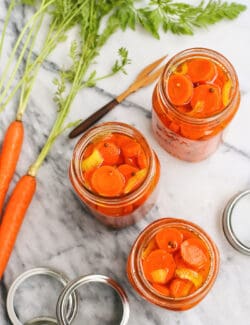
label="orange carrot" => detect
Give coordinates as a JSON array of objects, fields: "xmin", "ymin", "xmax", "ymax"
[
  {"xmin": 187, "ymin": 58, "xmax": 217, "ymax": 83},
  {"xmin": 169, "ymin": 278, "xmax": 193, "ymax": 298},
  {"xmin": 0, "ymin": 175, "xmax": 36, "ymax": 278},
  {"xmin": 91, "ymin": 165, "xmax": 125, "ymax": 197},
  {"xmin": 118, "ymin": 164, "xmax": 139, "ymax": 181},
  {"xmin": 180, "ymin": 238, "xmax": 208, "ymax": 269},
  {"xmin": 142, "ymin": 249, "xmax": 176, "ymax": 284},
  {"xmin": 190, "ymin": 84, "xmax": 221, "ymax": 117},
  {"xmin": 137, "ymin": 150, "xmax": 147, "ymax": 169},
  {"xmin": 0, "ymin": 120, "xmax": 24, "ymax": 214},
  {"xmin": 152, "ymin": 283, "xmax": 170, "ymax": 296},
  {"xmin": 122, "ymin": 141, "xmax": 141, "ymax": 158},
  {"xmin": 167, "ymin": 74, "xmax": 193, "ymax": 106},
  {"xmin": 96, "ymin": 141, "xmax": 120, "ymax": 165},
  {"xmin": 155, "ymin": 228, "xmax": 183, "ymax": 253}
]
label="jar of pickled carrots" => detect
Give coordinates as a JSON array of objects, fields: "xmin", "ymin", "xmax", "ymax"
[
  {"xmin": 69, "ymin": 122, "xmax": 160, "ymax": 228},
  {"xmin": 152, "ymin": 48, "xmax": 240, "ymax": 162},
  {"xmin": 127, "ymin": 218, "xmax": 220, "ymax": 310}
]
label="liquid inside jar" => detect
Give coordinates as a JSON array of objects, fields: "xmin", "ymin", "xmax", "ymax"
[
  {"xmin": 141, "ymin": 226, "xmax": 211, "ymax": 298},
  {"xmin": 81, "ymin": 132, "xmax": 149, "ymax": 197},
  {"xmin": 167, "ymin": 57, "xmax": 233, "ymax": 119},
  {"xmin": 152, "ymin": 48, "xmax": 240, "ymax": 162}
]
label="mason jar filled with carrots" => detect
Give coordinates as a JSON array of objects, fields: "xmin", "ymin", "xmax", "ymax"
[
  {"xmin": 69, "ymin": 122, "xmax": 160, "ymax": 228},
  {"xmin": 127, "ymin": 218, "xmax": 220, "ymax": 310},
  {"xmin": 152, "ymin": 48, "xmax": 240, "ymax": 162}
]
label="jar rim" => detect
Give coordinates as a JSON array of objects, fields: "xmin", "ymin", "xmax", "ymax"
[
  {"xmin": 70, "ymin": 122, "xmax": 156, "ymax": 206},
  {"xmin": 160, "ymin": 47, "xmax": 239, "ymax": 125},
  {"xmin": 128, "ymin": 218, "xmax": 220, "ymax": 308}
]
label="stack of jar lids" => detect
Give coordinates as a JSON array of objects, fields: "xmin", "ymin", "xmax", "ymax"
[{"xmin": 6, "ymin": 267, "xmax": 130, "ymax": 325}]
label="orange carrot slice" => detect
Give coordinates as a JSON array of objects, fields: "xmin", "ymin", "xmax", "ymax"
[
  {"xmin": 187, "ymin": 58, "xmax": 217, "ymax": 83},
  {"xmin": 83, "ymin": 143, "xmax": 94, "ymax": 159},
  {"xmin": 169, "ymin": 278, "xmax": 193, "ymax": 298},
  {"xmin": 122, "ymin": 141, "xmax": 141, "ymax": 158},
  {"xmin": 190, "ymin": 84, "xmax": 221, "ymax": 117},
  {"xmin": 155, "ymin": 228, "xmax": 183, "ymax": 253},
  {"xmin": 142, "ymin": 238, "xmax": 158, "ymax": 260},
  {"xmin": 118, "ymin": 164, "xmax": 139, "ymax": 181},
  {"xmin": 91, "ymin": 166, "xmax": 125, "ymax": 197},
  {"xmin": 124, "ymin": 156, "xmax": 138, "ymax": 167},
  {"xmin": 143, "ymin": 249, "xmax": 176, "ymax": 284},
  {"xmin": 214, "ymin": 65, "xmax": 228, "ymax": 89},
  {"xmin": 180, "ymin": 238, "xmax": 208, "ymax": 269},
  {"xmin": 96, "ymin": 141, "xmax": 120, "ymax": 165},
  {"xmin": 168, "ymin": 74, "xmax": 193, "ymax": 106},
  {"xmin": 137, "ymin": 150, "xmax": 147, "ymax": 169},
  {"xmin": 152, "ymin": 283, "xmax": 170, "ymax": 296}
]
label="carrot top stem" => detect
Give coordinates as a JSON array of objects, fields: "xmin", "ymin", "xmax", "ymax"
[{"xmin": 0, "ymin": 0, "xmax": 16, "ymax": 60}]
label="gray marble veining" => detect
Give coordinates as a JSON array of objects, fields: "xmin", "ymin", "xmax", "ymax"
[{"xmin": 0, "ymin": 1, "xmax": 250, "ymax": 324}]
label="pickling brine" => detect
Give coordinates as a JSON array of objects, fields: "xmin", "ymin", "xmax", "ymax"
[
  {"xmin": 69, "ymin": 122, "xmax": 160, "ymax": 228},
  {"xmin": 152, "ymin": 48, "xmax": 240, "ymax": 162}
]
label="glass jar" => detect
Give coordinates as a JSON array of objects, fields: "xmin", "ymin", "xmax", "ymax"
[
  {"xmin": 127, "ymin": 218, "xmax": 220, "ymax": 310},
  {"xmin": 152, "ymin": 48, "xmax": 240, "ymax": 162},
  {"xmin": 69, "ymin": 122, "xmax": 160, "ymax": 228}
]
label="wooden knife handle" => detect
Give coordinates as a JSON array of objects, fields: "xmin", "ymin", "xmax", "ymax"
[{"xmin": 68, "ymin": 98, "xmax": 119, "ymax": 138}]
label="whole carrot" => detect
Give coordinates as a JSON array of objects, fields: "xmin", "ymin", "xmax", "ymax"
[
  {"xmin": 0, "ymin": 120, "xmax": 24, "ymax": 214},
  {"xmin": 0, "ymin": 175, "xmax": 36, "ymax": 278}
]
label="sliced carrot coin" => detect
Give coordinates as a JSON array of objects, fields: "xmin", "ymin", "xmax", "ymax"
[
  {"xmin": 180, "ymin": 237, "xmax": 208, "ymax": 269},
  {"xmin": 122, "ymin": 141, "xmax": 141, "ymax": 158},
  {"xmin": 152, "ymin": 283, "xmax": 170, "ymax": 296},
  {"xmin": 137, "ymin": 150, "xmax": 148, "ymax": 169},
  {"xmin": 83, "ymin": 143, "xmax": 94, "ymax": 159},
  {"xmin": 190, "ymin": 84, "xmax": 221, "ymax": 117},
  {"xmin": 155, "ymin": 228, "xmax": 183, "ymax": 253},
  {"xmin": 142, "ymin": 249, "xmax": 176, "ymax": 284},
  {"xmin": 96, "ymin": 141, "xmax": 120, "ymax": 165},
  {"xmin": 142, "ymin": 238, "xmax": 158, "ymax": 260},
  {"xmin": 113, "ymin": 133, "xmax": 132, "ymax": 148},
  {"xmin": 169, "ymin": 278, "xmax": 193, "ymax": 298},
  {"xmin": 168, "ymin": 74, "xmax": 193, "ymax": 106},
  {"xmin": 213, "ymin": 64, "xmax": 228, "ymax": 89},
  {"xmin": 124, "ymin": 156, "xmax": 138, "ymax": 167},
  {"xmin": 187, "ymin": 58, "xmax": 217, "ymax": 83},
  {"xmin": 91, "ymin": 166, "xmax": 125, "ymax": 197},
  {"xmin": 118, "ymin": 164, "xmax": 139, "ymax": 181}
]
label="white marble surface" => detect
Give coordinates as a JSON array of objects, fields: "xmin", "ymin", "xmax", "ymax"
[{"xmin": 0, "ymin": 1, "xmax": 250, "ymax": 324}]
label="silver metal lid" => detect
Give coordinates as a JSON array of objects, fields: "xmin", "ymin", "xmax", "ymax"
[
  {"xmin": 56, "ymin": 274, "xmax": 130, "ymax": 325},
  {"xmin": 7, "ymin": 267, "xmax": 78, "ymax": 325},
  {"xmin": 222, "ymin": 190, "xmax": 250, "ymax": 255}
]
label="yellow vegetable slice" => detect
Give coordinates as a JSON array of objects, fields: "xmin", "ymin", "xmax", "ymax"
[
  {"xmin": 82, "ymin": 149, "xmax": 103, "ymax": 172},
  {"xmin": 151, "ymin": 269, "xmax": 169, "ymax": 284},
  {"xmin": 124, "ymin": 168, "xmax": 147, "ymax": 194},
  {"xmin": 175, "ymin": 268, "xmax": 203, "ymax": 288},
  {"xmin": 222, "ymin": 79, "xmax": 232, "ymax": 107}
]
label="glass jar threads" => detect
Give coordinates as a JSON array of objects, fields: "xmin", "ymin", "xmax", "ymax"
[
  {"xmin": 152, "ymin": 48, "xmax": 240, "ymax": 162},
  {"xmin": 69, "ymin": 122, "xmax": 160, "ymax": 228}
]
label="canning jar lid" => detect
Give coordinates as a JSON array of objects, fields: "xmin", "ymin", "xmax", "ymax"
[
  {"xmin": 56, "ymin": 274, "xmax": 130, "ymax": 325},
  {"xmin": 222, "ymin": 190, "xmax": 250, "ymax": 255},
  {"xmin": 6, "ymin": 267, "xmax": 78, "ymax": 325}
]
